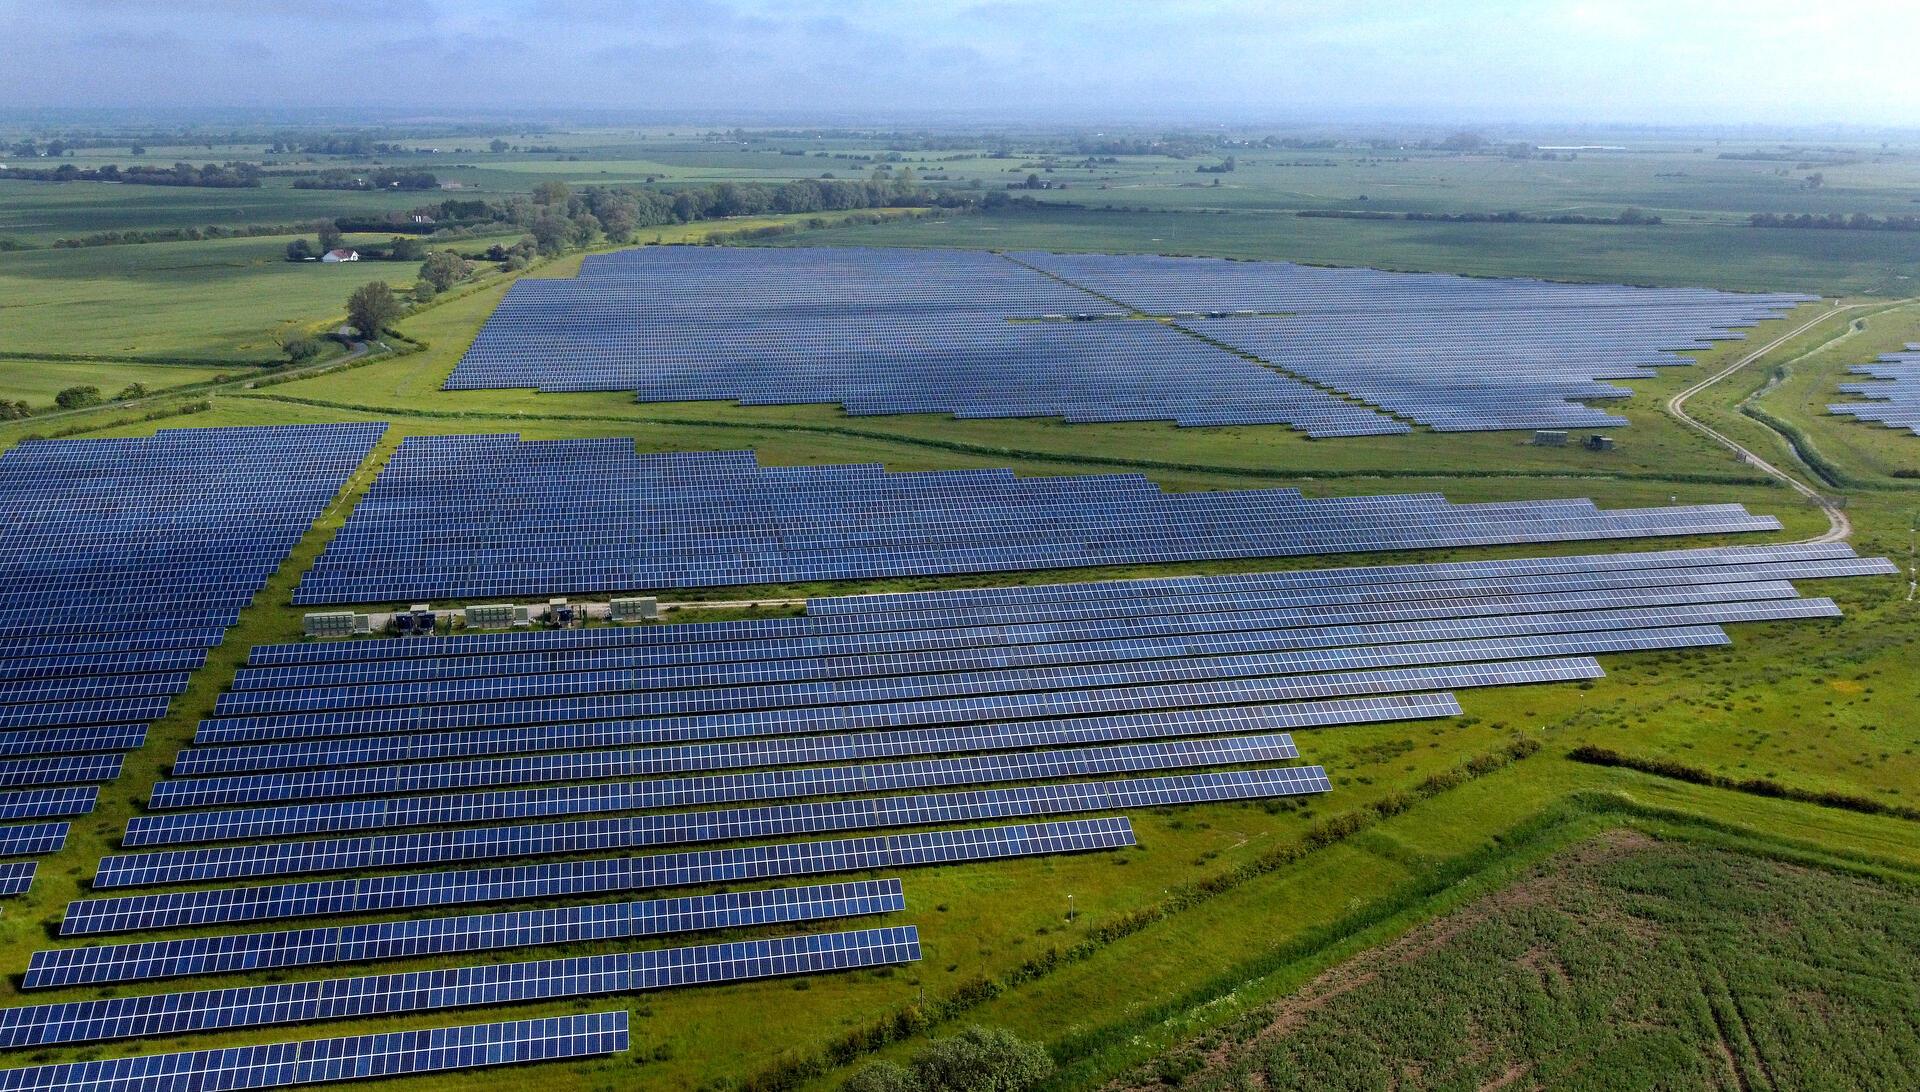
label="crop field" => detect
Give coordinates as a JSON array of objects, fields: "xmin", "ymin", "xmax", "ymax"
[
  {"xmin": 0, "ymin": 123, "xmax": 1915, "ymax": 1091},
  {"xmin": 1116, "ymin": 830, "xmax": 1920, "ymax": 1090}
]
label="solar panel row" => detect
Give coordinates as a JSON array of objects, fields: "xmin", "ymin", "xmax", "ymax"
[
  {"xmin": 0, "ymin": 927, "xmax": 920, "ymax": 1048},
  {"xmin": 1829, "ymin": 344, "xmax": 1920, "ymax": 436},
  {"xmin": 101, "ymin": 769, "xmax": 1327, "ymax": 886},
  {"xmin": 27, "ymin": 879, "xmax": 905, "ymax": 988},
  {"xmin": 0, "ymin": 1012, "xmax": 629, "ymax": 1092},
  {"xmin": 128, "ymin": 734, "xmax": 1305, "ymax": 845},
  {"xmin": 65, "ymin": 817, "xmax": 1133, "ymax": 934}
]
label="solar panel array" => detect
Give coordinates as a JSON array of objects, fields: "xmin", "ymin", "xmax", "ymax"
[
  {"xmin": 293, "ymin": 436, "xmax": 1785, "ymax": 601},
  {"xmin": 449, "ymin": 246, "xmax": 1402, "ymax": 436},
  {"xmin": 443, "ymin": 245, "xmax": 1809, "ymax": 434},
  {"xmin": 0, "ymin": 423, "xmax": 383, "ymax": 895},
  {"xmin": 1829, "ymin": 343, "xmax": 1920, "ymax": 436},
  {"xmin": 1010, "ymin": 251, "xmax": 1813, "ymax": 432},
  {"xmin": 5, "ymin": 536, "xmax": 1884, "ymax": 1073},
  {"xmin": 0, "ymin": 1012, "xmax": 630, "ymax": 1092}
]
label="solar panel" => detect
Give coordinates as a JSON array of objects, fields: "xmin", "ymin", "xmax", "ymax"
[
  {"xmin": 0, "ymin": 926, "xmax": 920, "ymax": 1047},
  {"xmin": 98, "ymin": 769, "xmax": 1323, "ymax": 886},
  {"xmin": 0, "ymin": 1011, "xmax": 629, "ymax": 1091},
  {"xmin": 192, "ymin": 656, "xmax": 1609, "ymax": 746},
  {"xmin": 170, "ymin": 695, "xmax": 1455, "ymax": 778},
  {"xmin": 0, "ymin": 423, "xmax": 384, "ymax": 848},
  {"xmin": 0, "ymin": 862, "xmax": 35, "ymax": 898},
  {"xmin": 64, "ymin": 817, "xmax": 1131, "ymax": 935},
  {"xmin": 0, "ymin": 823, "xmax": 67, "ymax": 858},
  {"xmin": 291, "ymin": 435, "xmax": 1787, "ymax": 603},
  {"xmin": 130, "ymin": 734, "xmax": 1303, "ymax": 842},
  {"xmin": 437, "ymin": 246, "xmax": 1807, "ymax": 436},
  {"xmin": 25, "ymin": 878, "xmax": 905, "ymax": 988}
]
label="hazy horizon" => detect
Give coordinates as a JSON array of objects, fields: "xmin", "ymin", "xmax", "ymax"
[{"xmin": 3, "ymin": 0, "xmax": 1915, "ymax": 130}]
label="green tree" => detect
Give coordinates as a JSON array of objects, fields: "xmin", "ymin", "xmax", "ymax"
[
  {"xmin": 418, "ymin": 250, "xmax": 471, "ymax": 293},
  {"xmin": 532, "ymin": 179, "xmax": 571, "ymax": 206},
  {"xmin": 345, "ymin": 281, "xmax": 401, "ymax": 337},
  {"xmin": 286, "ymin": 238, "xmax": 314, "ymax": 261},
  {"xmin": 315, "ymin": 219, "xmax": 344, "ymax": 253},
  {"xmin": 113, "ymin": 383, "xmax": 151, "ymax": 400},
  {"xmin": 54, "ymin": 385, "xmax": 103, "ymax": 410},
  {"xmin": 0, "ymin": 401, "xmax": 33, "ymax": 420},
  {"xmin": 489, "ymin": 138, "xmax": 509, "ymax": 153},
  {"xmin": 530, "ymin": 214, "xmax": 571, "ymax": 256},
  {"xmin": 387, "ymin": 235, "xmax": 425, "ymax": 262}
]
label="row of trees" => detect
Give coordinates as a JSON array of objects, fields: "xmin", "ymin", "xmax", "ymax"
[
  {"xmin": 0, "ymin": 162, "xmax": 260, "ymax": 187},
  {"xmin": 1749, "ymin": 211, "xmax": 1920, "ymax": 232},
  {"xmin": 291, "ymin": 168, "xmax": 439, "ymax": 191},
  {"xmin": 0, "ymin": 383, "xmax": 161, "ymax": 417}
]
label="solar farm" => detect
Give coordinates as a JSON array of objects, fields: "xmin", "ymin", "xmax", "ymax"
[
  {"xmin": 0, "ymin": 390, "xmax": 1895, "ymax": 1086},
  {"xmin": 0, "ymin": 230, "xmax": 1913, "ymax": 1089},
  {"xmin": 1830, "ymin": 342, "xmax": 1920, "ymax": 436},
  {"xmin": 447, "ymin": 246, "xmax": 1809, "ymax": 434}
]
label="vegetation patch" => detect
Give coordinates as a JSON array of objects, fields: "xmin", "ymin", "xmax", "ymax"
[{"xmin": 1117, "ymin": 831, "xmax": 1920, "ymax": 1090}]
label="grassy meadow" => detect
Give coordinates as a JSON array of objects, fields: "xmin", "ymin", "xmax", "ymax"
[{"xmin": 0, "ymin": 123, "xmax": 1915, "ymax": 1090}]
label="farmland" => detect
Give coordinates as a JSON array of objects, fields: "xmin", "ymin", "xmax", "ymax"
[{"xmin": 0, "ymin": 121, "xmax": 1916, "ymax": 1091}]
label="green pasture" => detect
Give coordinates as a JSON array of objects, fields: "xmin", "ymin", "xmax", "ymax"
[
  {"xmin": 0, "ymin": 233, "xmax": 432, "ymax": 361},
  {"xmin": 0, "ymin": 358, "xmax": 244, "ymax": 409}
]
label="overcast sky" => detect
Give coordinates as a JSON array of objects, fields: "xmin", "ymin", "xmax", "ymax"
[{"xmin": 3, "ymin": 0, "xmax": 1916, "ymax": 128}]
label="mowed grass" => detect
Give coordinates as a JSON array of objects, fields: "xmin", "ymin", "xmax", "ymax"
[
  {"xmin": 0, "ymin": 233, "xmax": 428, "ymax": 361},
  {"xmin": 0, "ymin": 358, "xmax": 246, "ymax": 409},
  {"xmin": 1121, "ymin": 831, "xmax": 1920, "ymax": 1091}
]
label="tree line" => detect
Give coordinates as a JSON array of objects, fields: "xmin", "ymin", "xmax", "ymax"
[
  {"xmin": 291, "ymin": 168, "xmax": 440, "ymax": 191},
  {"xmin": 0, "ymin": 162, "xmax": 261, "ymax": 187},
  {"xmin": 1748, "ymin": 212, "xmax": 1920, "ymax": 232},
  {"xmin": 1298, "ymin": 207, "xmax": 1661, "ymax": 225}
]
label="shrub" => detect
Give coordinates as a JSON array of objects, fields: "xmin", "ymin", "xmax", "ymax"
[
  {"xmin": 843, "ymin": 1027, "xmax": 1053, "ymax": 1092},
  {"xmin": 54, "ymin": 385, "xmax": 102, "ymax": 409}
]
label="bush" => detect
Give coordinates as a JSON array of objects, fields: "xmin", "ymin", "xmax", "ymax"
[
  {"xmin": 113, "ymin": 383, "xmax": 151, "ymax": 400},
  {"xmin": 843, "ymin": 1027, "xmax": 1053, "ymax": 1092},
  {"xmin": 54, "ymin": 385, "xmax": 102, "ymax": 410},
  {"xmin": 0, "ymin": 400, "xmax": 31, "ymax": 420},
  {"xmin": 282, "ymin": 336, "xmax": 323, "ymax": 363}
]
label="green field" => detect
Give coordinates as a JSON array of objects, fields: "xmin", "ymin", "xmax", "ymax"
[
  {"xmin": 1118, "ymin": 831, "xmax": 1920, "ymax": 1090},
  {"xmin": 0, "ymin": 357, "xmax": 244, "ymax": 408},
  {"xmin": 0, "ymin": 233, "xmax": 430, "ymax": 361},
  {"xmin": 0, "ymin": 122, "xmax": 1917, "ymax": 1091}
]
